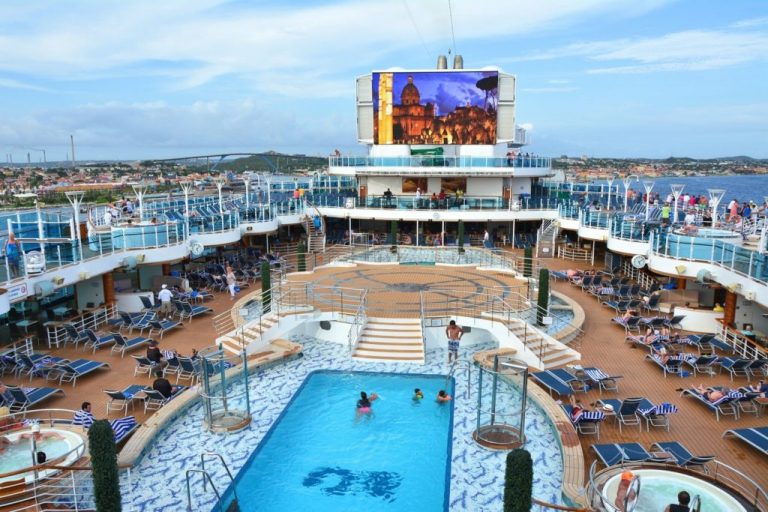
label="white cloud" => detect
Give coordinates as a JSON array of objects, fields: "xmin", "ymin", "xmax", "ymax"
[
  {"xmin": 511, "ymin": 27, "xmax": 768, "ymax": 74},
  {"xmin": 0, "ymin": 99, "xmax": 353, "ymax": 158},
  {"xmin": 520, "ymin": 86, "xmax": 576, "ymax": 93},
  {"xmin": 0, "ymin": 77, "xmax": 50, "ymax": 91},
  {"xmin": 730, "ymin": 17, "xmax": 768, "ymax": 28},
  {"xmin": 0, "ymin": 0, "xmax": 672, "ymax": 95}
]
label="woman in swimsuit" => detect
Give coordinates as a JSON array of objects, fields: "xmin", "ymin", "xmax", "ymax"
[{"xmin": 356, "ymin": 391, "xmax": 378, "ymax": 414}]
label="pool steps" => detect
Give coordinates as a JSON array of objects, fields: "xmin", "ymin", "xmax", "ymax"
[{"xmin": 352, "ymin": 318, "xmax": 425, "ymax": 363}]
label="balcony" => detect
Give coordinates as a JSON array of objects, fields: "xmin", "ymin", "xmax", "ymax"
[{"xmin": 328, "ymin": 155, "xmax": 551, "ymax": 176}]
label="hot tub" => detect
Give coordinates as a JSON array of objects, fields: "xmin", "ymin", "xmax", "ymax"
[
  {"xmin": 0, "ymin": 428, "xmax": 87, "ymax": 484},
  {"xmin": 602, "ymin": 469, "xmax": 747, "ymax": 512},
  {"xmin": 672, "ymin": 227, "xmax": 742, "ymax": 242}
]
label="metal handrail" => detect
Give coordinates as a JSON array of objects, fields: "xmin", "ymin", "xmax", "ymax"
[
  {"xmin": 346, "ymin": 290, "xmax": 368, "ymax": 354},
  {"xmin": 200, "ymin": 452, "xmax": 237, "ymax": 501},
  {"xmin": 186, "ymin": 469, "xmax": 223, "ymax": 512}
]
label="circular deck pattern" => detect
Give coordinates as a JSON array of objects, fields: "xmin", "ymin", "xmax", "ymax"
[{"xmin": 288, "ymin": 264, "xmax": 529, "ymax": 317}]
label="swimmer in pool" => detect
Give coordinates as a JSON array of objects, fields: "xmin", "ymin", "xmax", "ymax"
[
  {"xmin": 437, "ymin": 390, "xmax": 452, "ymax": 403},
  {"xmin": 356, "ymin": 391, "xmax": 378, "ymax": 414},
  {"xmin": 413, "ymin": 388, "xmax": 424, "ymax": 400}
]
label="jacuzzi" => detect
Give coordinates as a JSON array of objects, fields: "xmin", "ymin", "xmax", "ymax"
[
  {"xmin": 0, "ymin": 428, "xmax": 87, "ymax": 484},
  {"xmin": 672, "ymin": 227, "xmax": 742, "ymax": 242},
  {"xmin": 601, "ymin": 469, "xmax": 747, "ymax": 512}
]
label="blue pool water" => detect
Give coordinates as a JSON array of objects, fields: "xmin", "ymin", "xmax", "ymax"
[{"xmin": 218, "ymin": 371, "xmax": 454, "ymax": 512}]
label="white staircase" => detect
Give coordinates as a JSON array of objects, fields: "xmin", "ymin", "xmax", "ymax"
[
  {"xmin": 507, "ymin": 318, "xmax": 580, "ymax": 369},
  {"xmin": 352, "ymin": 317, "xmax": 425, "ymax": 363},
  {"xmin": 218, "ymin": 313, "xmax": 278, "ymax": 355},
  {"xmin": 303, "ymin": 213, "xmax": 326, "ymax": 254}
]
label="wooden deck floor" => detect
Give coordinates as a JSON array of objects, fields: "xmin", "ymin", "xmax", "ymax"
[
  {"xmin": 542, "ymin": 256, "xmax": 768, "ymax": 493},
  {"xmin": 4, "ymin": 253, "xmax": 766, "ymax": 497}
]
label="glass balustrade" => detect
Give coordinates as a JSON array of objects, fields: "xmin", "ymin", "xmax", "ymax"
[{"xmin": 329, "ymin": 155, "xmax": 551, "ymax": 169}]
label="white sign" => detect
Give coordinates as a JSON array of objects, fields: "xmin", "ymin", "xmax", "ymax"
[{"xmin": 7, "ymin": 282, "xmax": 29, "ymax": 302}]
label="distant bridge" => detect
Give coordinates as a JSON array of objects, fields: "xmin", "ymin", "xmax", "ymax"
[{"xmin": 148, "ymin": 152, "xmax": 318, "ymax": 172}]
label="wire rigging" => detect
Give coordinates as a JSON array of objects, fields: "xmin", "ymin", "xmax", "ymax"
[
  {"xmin": 402, "ymin": 0, "xmax": 433, "ymax": 61},
  {"xmin": 447, "ymin": 0, "xmax": 458, "ymax": 55}
]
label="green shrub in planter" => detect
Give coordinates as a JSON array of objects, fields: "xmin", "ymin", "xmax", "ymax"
[
  {"xmin": 523, "ymin": 246, "xmax": 533, "ymax": 277},
  {"xmin": 89, "ymin": 420, "xmax": 122, "ymax": 512},
  {"xmin": 537, "ymin": 268, "xmax": 550, "ymax": 325},
  {"xmin": 504, "ymin": 448, "xmax": 533, "ymax": 512},
  {"xmin": 297, "ymin": 242, "xmax": 306, "ymax": 272},
  {"xmin": 457, "ymin": 221, "xmax": 465, "ymax": 254},
  {"xmin": 261, "ymin": 261, "xmax": 271, "ymax": 312}
]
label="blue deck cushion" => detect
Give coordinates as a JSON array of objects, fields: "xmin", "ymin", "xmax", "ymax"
[
  {"xmin": 723, "ymin": 427, "xmax": 768, "ymax": 455},
  {"xmin": 530, "ymin": 370, "xmax": 575, "ymax": 396},
  {"xmin": 681, "ymin": 388, "xmax": 740, "ymax": 421},
  {"xmin": 7, "ymin": 386, "xmax": 64, "ymax": 412},
  {"xmin": 650, "ymin": 441, "xmax": 716, "ymax": 468}
]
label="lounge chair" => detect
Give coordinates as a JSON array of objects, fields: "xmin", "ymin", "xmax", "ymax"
[
  {"xmin": 722, "ymin": 427, "xmax": 768, "ymax": 455},
  {"xmin": 649, "ymin": 441, "xmax": 716, "ymax": 471},
  {"xmin": 83, "ymin": 329, "xmax": 116, "ymax": 353},
  {"xmin": 582, "ymin": 367, "xmax": 621, "ymax": 394},
  {"xmin": 719, "ymin": 358, "xmax": 752, "ymax": 381},
  {"xmin": 49, "ymin": 358, "xmax": 111, "ymax": 387},
  {"xmin": 746, "ymin": 359, "xmax": 768, "ymax": 379},
  {"xmin": 596, "ymin": 397, "xmax": 643, "ymax": 433},
  {"xmin": 175, "ymin": 357, "xmax": 200, "ymax": 384},
  {"xmin": 143, "ymin": 386, "xmax": 186, "ymax": 413},
  {"xmin": 562, "ymin": 405, "xmax": 604, "ymax": 439},
  {"xmin": 637, "ymin": 398, "xmax": 678, "ymax": 431},
  {"xmin": 591, "ymin": 442, "xmax": 669, "ymax": 467},
  {"xmin": 148, "ymin": 319, "xmax": 181, "ymax": 339},
  {"xmin": 110, "ymin": 333, "xmax": 152, "ymax": 358},
  {"xmin": 139, "ymin": 295, "xmax": 160, "ymax": 312},
  {"xmin": 118, "ymin": 311, "xmax": 154, "ymax": 335},
  {"xmin": 687, "ymin": 334, "xmax": 733, "ymax": 354},
  {"xmin": 62, "ymin": 324, "xmax": 89, "ymax": 349},
  {"xmin": 131, "ymin": 355, "xmax": 155, "ymax": 378},
  {"xmin": 644, "ymin": 353, "xmax": 684, "ymax": 378},
  {"xmin": 6, "ymin": 386, "xmax": 65, "ymax": 412},
  {"xmin": 664, "ymin": 315, "xmax": 686, "ymax": 329},
  {"xmin": 530, "ymin": 370, "xmax": 576, "ymax": 396},
  {"xmin": 180, "ymin": 302, "xmax": 213, "ymax": 321},
  {"xmin": 612, "ymin": 315, "xmax": 642, "ymax": 334},
  {"xmin": 105, "ymin": 384, "xmax": 148, "ymax": 415},
  {"xmin": 682, "ymin": 354, "xmax": 719, "ymax": 377},
  {"xmin": 680, "ymin": 387, "xmax": 741, "ymax": 421},
  {"xmin": 13, "ymin": 354, "xmax": 67, "ymax": 380}
]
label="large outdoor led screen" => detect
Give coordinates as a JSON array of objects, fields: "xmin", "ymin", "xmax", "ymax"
[{"xmin": 373, "ymin": 71, "xmax": 498, "ymax": 145}]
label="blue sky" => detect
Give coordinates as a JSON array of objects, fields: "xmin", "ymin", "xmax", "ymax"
[{"xmin": 0, "ymin": 0, "xmax": 766, "ymax": 161}]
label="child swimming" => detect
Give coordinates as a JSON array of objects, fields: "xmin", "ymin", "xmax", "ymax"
[{"xmin": 413, "ymin": 388, "xmax": 424, "ymax": 400}]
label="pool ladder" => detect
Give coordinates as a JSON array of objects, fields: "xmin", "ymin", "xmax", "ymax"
[{"xmin": 185, "ymin": 452, "xmax": 239, "ymax": 512}]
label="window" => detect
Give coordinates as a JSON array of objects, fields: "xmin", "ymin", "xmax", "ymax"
[
  {"xmin": 440, "ymin": 177, "xmax": 467, "ymax": 193},
  {"xmin": 402, "ymin": 177, "xmax": 428, "ymax": 193}
]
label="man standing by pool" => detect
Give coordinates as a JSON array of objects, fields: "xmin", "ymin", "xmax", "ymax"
[{"xmin": 446, "ymin": 320, "xmax": 463, "ymax": 363}]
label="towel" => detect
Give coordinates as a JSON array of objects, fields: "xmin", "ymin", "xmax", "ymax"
[
  {"xmin": 640, "ymin": 403, "xmax": 678, "ymax": 416},
  {"xmin": 110, "ymin": 416, "xmax": 137, "ymax": 442},
  {"xmin": 72, "ymin": 410, "xmax": 95, "ymax": 428}
]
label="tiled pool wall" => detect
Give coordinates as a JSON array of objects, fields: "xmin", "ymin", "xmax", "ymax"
[{"xmin": 128, "ymin": 337, "xmax": 564, "ymax": 511}]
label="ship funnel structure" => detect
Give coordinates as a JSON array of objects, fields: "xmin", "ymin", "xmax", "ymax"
[
  {"xmin": 453, "ymin": 55, "xmax": 464, "ymax": 69},
  {"xmin": 436, "ymin": 55, "xmax": 448, "ymax": 69}
]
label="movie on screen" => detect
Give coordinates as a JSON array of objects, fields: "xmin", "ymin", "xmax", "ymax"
[{"xmin": 372, "ymin": 70, "xmax": 499, "ymax": 145}]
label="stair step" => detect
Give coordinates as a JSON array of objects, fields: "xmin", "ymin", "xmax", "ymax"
[
  {"xmin": 354, "ymin": 347, "xmax": 424, "ymax": 354},
  {"xmin": 364, "ymin": 323, "xmax": 422, "ymax": 331},
  {"xmin": 367, "ymin": 318, "xmax": 422, "ymax": 325},
  {"xmin": 352, "ymin": 353, "xmax": 425, "ymax": 361},
  {"xmin": 362, "ymin": 330, "xmax": 422, "ymax": 338},
  {"xmin": 358, "ymin": 339, "xmax": 423, "ymax": 346}
]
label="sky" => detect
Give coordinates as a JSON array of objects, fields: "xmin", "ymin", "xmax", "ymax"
[{"xmin": 0, "ymin": 0, "xmax": 766, "ymax": 161}]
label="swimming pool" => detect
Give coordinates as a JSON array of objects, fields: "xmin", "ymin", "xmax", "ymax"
[
  {"xmin": 217, "ymin": 371, "xmax": 453, "ymax": 511},
  {"xmin": 129, "ymin": 337, "xmax": 564, "ymax": 511}
]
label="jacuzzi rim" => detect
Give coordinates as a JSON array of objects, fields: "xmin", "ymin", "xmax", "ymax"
[
  {"xmin": 601, "ymin": 467, "xmax": 749, "ymax": 512},
  {"xmin": 0, "ymin": 427, "xmax": 87, "ymax": 485}
]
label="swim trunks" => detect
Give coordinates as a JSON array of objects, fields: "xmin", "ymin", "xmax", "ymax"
[{"xmin": 448, "ymin": 340, "xmax": 459, "ymax": 353}]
